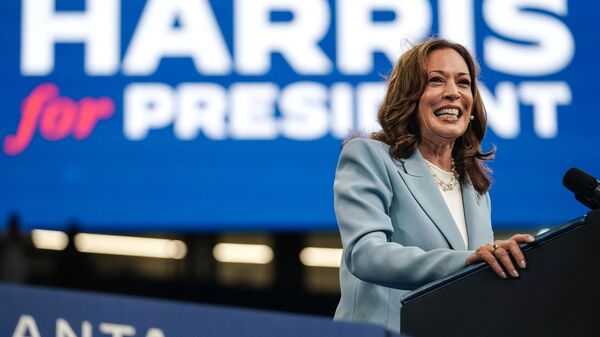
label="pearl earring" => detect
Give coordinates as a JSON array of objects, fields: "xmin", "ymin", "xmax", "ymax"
[{"xmin": 469, "ymin": 115, "xmax": 475, "ymax": 121}]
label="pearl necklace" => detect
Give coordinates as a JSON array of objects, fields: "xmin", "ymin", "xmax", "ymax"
[{"xmin": 425, "ymin": 160, "xmax": 460, "ymax": 192}]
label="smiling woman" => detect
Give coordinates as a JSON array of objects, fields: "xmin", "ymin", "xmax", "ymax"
[
  {"xmin": 332, "ymin": 38, "xmax": 535, "ymax": 334},
  {"xmin": 418, "ymin": 48, "xmax": 473, "ymax": 148},
  {"xmin": 372, "ymin": 38, "xmax": 493, "ymax": 194}
]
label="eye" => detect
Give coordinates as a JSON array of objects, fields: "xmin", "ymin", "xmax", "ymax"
[
  {"xmin": 428, "ymin": 76, "xmax": 444, "ymax": 84},
  {"xmin": 458, "ymin": 78, "xmax": 471, "ymax": 87}
]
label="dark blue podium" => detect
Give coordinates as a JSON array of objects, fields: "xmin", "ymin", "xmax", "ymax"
[{"xmin": 400, "ymin": 210, "xmax": 600, "ymax": 337}]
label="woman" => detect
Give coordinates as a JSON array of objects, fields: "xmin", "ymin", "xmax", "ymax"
[{"xmin": 333, "ymin": 38, "xmax": 534, "ymax": 333}]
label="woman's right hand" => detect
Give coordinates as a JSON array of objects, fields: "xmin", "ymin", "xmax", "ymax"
[{"xmin": 466, "ymin": 234, "xmax": 535, "ymax": 279}]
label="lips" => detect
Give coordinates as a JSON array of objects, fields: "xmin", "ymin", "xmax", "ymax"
[{"xmin": 434, "ymin": 107, "xmax": 460, "ymax": 120}]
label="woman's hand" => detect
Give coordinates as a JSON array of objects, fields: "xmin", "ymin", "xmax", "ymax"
[{"xmin": 466, "ymin": 234, "xmax": 536, "ymax": 279}]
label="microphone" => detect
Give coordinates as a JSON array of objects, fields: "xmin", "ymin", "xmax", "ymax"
[{"xmin": 563, "ymin": 167, "xmax": 600, "ymax": 209}]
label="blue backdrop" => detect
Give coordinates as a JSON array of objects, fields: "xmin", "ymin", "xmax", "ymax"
[{"xmin": 0, "ymin": 0, "xmax": 593, "ymax": 231}]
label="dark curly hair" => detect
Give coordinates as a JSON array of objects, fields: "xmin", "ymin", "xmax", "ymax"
[{"xmin": 372, "ymin": 38, "xmax": 495, "ymax": 194}]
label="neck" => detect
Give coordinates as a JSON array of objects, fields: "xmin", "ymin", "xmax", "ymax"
[{"xmin": 418, "ymin": 139, "xmax": 454, "ymax": 171}]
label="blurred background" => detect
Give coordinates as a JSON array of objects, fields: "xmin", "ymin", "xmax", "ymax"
[{"xmin": 0, "ymin": 0, "xmax": 595, "ymax": 317}]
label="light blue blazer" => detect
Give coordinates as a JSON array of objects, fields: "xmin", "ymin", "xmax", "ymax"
[{"xmin": 333, "ymin": 138, "xmax": 493, "ymax": 334}]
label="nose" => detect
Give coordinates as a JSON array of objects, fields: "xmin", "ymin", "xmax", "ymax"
[{"xmin": 443, "ymin": 82, "xmax": 460, "ymax": 100}]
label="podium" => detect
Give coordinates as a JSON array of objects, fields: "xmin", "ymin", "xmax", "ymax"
[{"xmin": 400, "ymin": 210, "xmax": 600, "ymax": 337}]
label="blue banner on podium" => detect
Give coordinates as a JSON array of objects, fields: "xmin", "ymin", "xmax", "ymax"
[{"xmin": 0, "ymin": 283, "xmax": 401, "ymax": 337}]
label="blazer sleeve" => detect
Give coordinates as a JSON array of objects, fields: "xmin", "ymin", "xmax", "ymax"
[{"xmin": 334, "ymin": 139, "xmax": 473, "ymax": 290}]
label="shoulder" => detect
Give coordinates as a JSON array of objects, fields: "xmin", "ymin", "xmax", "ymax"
[
  {"xmin": 334, "ymin": 138, "xmax": 396, "ymax": 199},
  {"xmin": 341, "ymin": 138, "xmax": 390, "ymax": 158},
  {"xmin": 336, "ymin": 138, "xmax": 397, "ymax": 183}
]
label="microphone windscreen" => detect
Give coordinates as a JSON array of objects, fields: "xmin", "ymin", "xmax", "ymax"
[{"xmin": 563, "ymin": 167, "xmax": 598, "ymax": 195}]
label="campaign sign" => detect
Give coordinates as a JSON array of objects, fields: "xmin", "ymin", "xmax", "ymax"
[{"xmin": 0, "ymin": 0, "xmax": 594, "ymax": 231}]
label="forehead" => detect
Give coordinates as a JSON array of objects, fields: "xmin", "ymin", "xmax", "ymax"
[{"xmin": 425, "ymin": 48, "xmax": 470, "ymax": 75}]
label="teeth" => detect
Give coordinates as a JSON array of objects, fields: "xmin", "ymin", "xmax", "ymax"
[
  {"xmin": 437, "ymin": 114, "xmax": 458, "ymax": 120},
  {"xmin": 434, "ymin": 108, "xmax": 459, "ymax": 117}
]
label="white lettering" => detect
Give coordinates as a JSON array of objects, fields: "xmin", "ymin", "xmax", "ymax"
[
  {"xmin": 235, "ymin": 0, "xmax": 332, "ymax": 75},
  {"xmin": 519, "ymin": 82, "xmax": 571, "ymax": 138},
  {"xmin": 279, "ymin": 82, "xmax": 329, "ymax": 140},
  {"xmin": 483, "ymin": 0, "xmax": 574, "ymax": 76},
  {"xmin": 124, "ymin": 82, "xmax": 367, "ymax": 141},
  {"xmin": 229, "ymin": 83, "xmax": 278, "ymax": 139},
  {"xmin": 99, "ymin": 323, "xmax": 135, "ymax": 337},
  {"xmin": 57, "ymin": 319, "xmax": 92, "ymax": 337},
  {"xmin": 12, "ymin": 315, "xmax": 41, "ymax": 337},
  {"xmin": 121, "ymin": 80, "xmax": 570, "ymax": 141},
  {"xmin": 124, "ymin": 83, "xmax": 174, "ymax": 140},
  {"xmin": 123, "ymin": 0, "xmax": 231, "ymax": 75},
  {"xmin": 480, "ymin": 82, "xmax": 520, "ymax": 138},
  {"xmin": 330, "ymin": 83, "xmax": 354, "ymax": 138},
  {"xmin": 356, "ymin": 82, "xmax": 385, "ymax": 133},
  {"xmin": 438, "ymin": 0, "xmax": 475, "ymax": 52},
  {"xmin": 21, "ymin": 0, "xmax": 119, "ymax": 75},
  {"xmin": 175, "ymin": 83, "xmax": 227, "ymax": 140},
  {"xmin": 145, "ymin": 328, "xmax": 165, "ymax": 337},
  {"xmin": 337, "ymin": 0, "xmax": 431, "ymax": 74}
]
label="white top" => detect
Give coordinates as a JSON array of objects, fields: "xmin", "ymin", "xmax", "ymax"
[{"xmin": 425, "ymin": 160, "xmax": 469, "ymax": 247}]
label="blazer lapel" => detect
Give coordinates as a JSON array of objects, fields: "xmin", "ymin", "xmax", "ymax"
[
  {"xmin": 461, "ymin": 182, "xmax": 487, "ymax": 250},
  {"xmin": 396, "ymin": 150, "xmax": 466, "ymax": 250}
]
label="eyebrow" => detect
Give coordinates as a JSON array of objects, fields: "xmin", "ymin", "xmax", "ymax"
[{"xmin": 429, "ymin": 70, "xmax": 470, "ymax": 77}]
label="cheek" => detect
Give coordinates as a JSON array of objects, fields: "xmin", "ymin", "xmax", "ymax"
[
  {"xmin": 416, "ymin": 103, "xmax": 427, "ymax": 122},
  {"xmin": 463, "ymin": 96, "xmax": 474, "ymax": 113},
  {"xmin": 417, "ymin": 108, "xmax": 434, "ymax": 129},
  {"xmin": 418, "ymin": 92, "xmax": 436, "ymax": 117}
]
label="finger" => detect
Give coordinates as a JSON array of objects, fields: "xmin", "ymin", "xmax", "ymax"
[
  {"xmin": 494, "ymin": 247, "xmax": 519, "ymax": 278},
  {"xmin": 480, "ymin": 249, "xmax": 507, "ymax": 279},
  {"xmin": 465, "ymin": 251, "xmax": 482, "ymax": 265},
  {"xmin": 467, "ymin": 245, "xmax": 491, "ymax": 265},
  {"xmin": 504, "ymin": 240, "xmax": 527, "ymax": 269},
  {"xmin": 510, "ymin": 234, "xmax": 535, "ymax": 243}
]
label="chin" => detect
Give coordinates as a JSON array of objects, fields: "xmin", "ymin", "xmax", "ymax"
[
  {"xmin": 434, "ymin": 123, "xmax": 467, "ymax": 136},
  {"xmin": 438, "ymin": 128, "xmax": 468, "ymax": 139}
]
